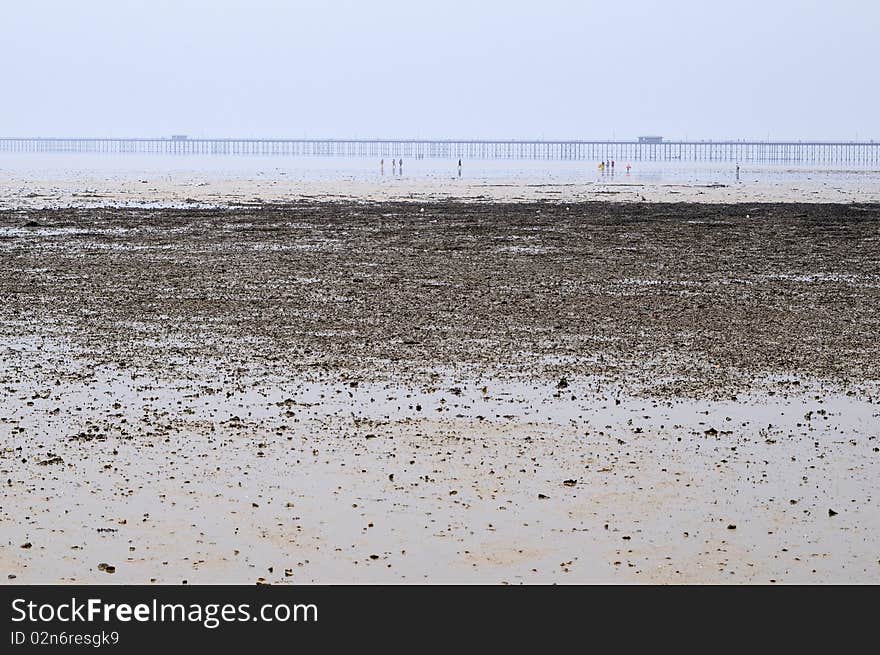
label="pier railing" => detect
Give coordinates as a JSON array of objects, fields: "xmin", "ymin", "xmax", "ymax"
[{"xmin": 1, "ymin": 138, "xmax": 878, "ymax": 165}]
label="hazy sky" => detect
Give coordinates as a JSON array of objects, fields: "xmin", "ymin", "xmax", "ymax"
[{"xmin": 2, "ymin": 1, "xmax": 876, "ymax": 140}]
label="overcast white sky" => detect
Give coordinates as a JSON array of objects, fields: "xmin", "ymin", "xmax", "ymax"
[{"xmin": 2, "ymin": 0, "xmax": 876, "ymax": 140}]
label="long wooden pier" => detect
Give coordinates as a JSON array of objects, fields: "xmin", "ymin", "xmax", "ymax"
[{"xmin": 1, "ymin": 137, "xmax": 879, "ymax": 165}]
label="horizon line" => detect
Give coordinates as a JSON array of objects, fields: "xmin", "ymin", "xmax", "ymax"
[{"xmin": 2, "ymin": 136, "xmax": 879, "ymax": 145}]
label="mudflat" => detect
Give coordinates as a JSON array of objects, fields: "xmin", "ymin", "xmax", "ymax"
[{"xmin": 2, "ymin": 201, "xmax": 879, "ymax": 583}]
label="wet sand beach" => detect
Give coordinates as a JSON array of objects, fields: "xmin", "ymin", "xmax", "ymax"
[
  {"xmin": 2, "ymin": 200, "xmax": 879, "ymax": 583},
  {"xmin": 4, "ymin": 155, "xmax": 880, "ymax": 208}
]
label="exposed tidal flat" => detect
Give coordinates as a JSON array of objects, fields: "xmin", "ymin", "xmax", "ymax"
[{"xmin": 1, "ymin": 200, "xmax": 879, "ymax": 583}]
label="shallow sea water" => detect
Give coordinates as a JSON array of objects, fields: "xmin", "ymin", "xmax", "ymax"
[{"xmin": 2, "ymin": 151, "xmax": 879, "ymax": 189}]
